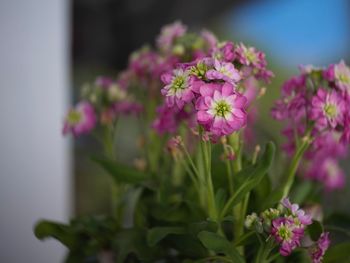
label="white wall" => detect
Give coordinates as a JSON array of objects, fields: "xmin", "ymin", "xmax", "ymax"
[{"xmin": 0, "ymin": 0, "xmax": 70, "ymax": 262}]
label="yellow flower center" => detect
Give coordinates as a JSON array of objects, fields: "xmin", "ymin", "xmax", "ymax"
[
  {"xmin": 67, "ymin": 110, "xmax": 82, "ymax": 124},
  {"xmin": 214, "ymin": 100, "xmax": 231, "ymax": 118},
  {"xmin": 324, "ymin": 103, "xmax": 337, "ymax": 118}
]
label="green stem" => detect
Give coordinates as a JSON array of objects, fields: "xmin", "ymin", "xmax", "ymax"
[
  {"xmin": 223, "ymin": 143, "xmax": 234, "ymax": 196},
  {"xmin": 266, "ymin": 252, "xmax": 280, "ymax": 263},
  {"xmin": 181, "ymin": 143, "xmax": 200, "ymax": 176},
  {"xmin": 254, "ymin": 238, "xmax": 275, "ymax": 263},
  {"xmin": 229, "ymin": 132, "xmax": 245, "ymax": 254},
  {"xmin": 229, "ymin": 133, "xmax": 242, "ymax": 173},
  {"xmin": 281, "ymin": 135, "xmax": 311, "ymax": 199},
  {"xmin": 180, "ymin": 158, "xmax": 200, "ymax": 192},
  {"xmin": 102, "ymin": 123, "xmax": 123, "ymax": 221},
  {"xmin": 199, "ymin": 128, "xmax": 217, "ymax": 221}
]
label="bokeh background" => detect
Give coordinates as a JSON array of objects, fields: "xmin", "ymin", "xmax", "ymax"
[{"xmin": 1, "ymin": 0, "xmax": 349, "ymax": 262}]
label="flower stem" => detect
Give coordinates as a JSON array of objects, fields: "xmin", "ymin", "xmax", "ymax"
[
  {"xmin": 199, "ymin": 128, "xmax": 217, "ymax": 221},
  {"xmin": 102, "ymin": 123, "xmax": 123, "ymax": 221},
  {"xmin": 281, "ymin": 133, "xmax": 311, "ymax": 199},
  {"xmin": 222, "ymin": 141, "xmax": 234, "ymax": 196},
  {"xmin": 254, "ymin": 238, "xmax": 275, "ymax": 263}
]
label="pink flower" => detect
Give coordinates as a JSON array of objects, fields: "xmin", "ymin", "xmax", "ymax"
[
  {"xmin": 161, "ymin": 68, "xmax": 194, "ymax": 109},
  {"xmin": 206, "ymin": 60, "xmax": 241, "ymax": 84},
  {"xmin": 129, "ymin": 49, "xmax": 173, "ymax": 85},
  {"xmin": 152, "ymin": 104, "xmax": 192, "ymax": 134},
  {"xmin": 196, "ymin": 82, "xmax": 247, "ymax": 137},
  {"xmin": 309, "ymin": 232, "xmax": 330, "ymax": 263},
  {"xmin": 201, "ymin": 30, "xmax": 218, "ymax": 50},
  {"xmin": 334, "ymin": 60, "xmax": 350, "ymax": 92},
  {"xmin": 242, "ymin": 77, "xmax": 258, "ymax": 105},
  {"xmin": 306, "ymin": 158, "xmax": 345, "ymax": 191},
  {"xmin": 211, "ymin": 41, "xmax": 235, "ymax": 62},
  {"xmin": 236, "ymin": 43, "xmax": 259, "ymax": 66},
  {"xmin": 156, "ymin": 21, "xmax": 187, "ymax": 53},
  {"xmin": 271, "ymin": 75, "xmax": 307, "ymax": 121},
  {"xmin": 152, "ymin": 104, "xmax": 179, "ymax": 134},
  {"xmin": 95, "ymin": 76, "xmax": 114, "ymax": 88},
  {"xmin": 271, "ymin": 217, "xmax": 305, "ymax": 256},
  {"xmin": 310, "ymin": 88, "xmax": 345, "ymax": 129},
  {"xmin": 323, "ymin": 64, "xmax": 335, "ymax": 81},
  {"xmin": 63, "ymin": 101, "xmax": 96, "ymax": 137},
  {"xmin": 340, "ymin": 113, "xmax": 350, "ymax": 144},
  {"xmin": 281, "ymin": 198, "xmax": 312, "ymax": 225},
  {"xmin": 235, "ymin": 43, "xmax": 273, "ymax": 82}
]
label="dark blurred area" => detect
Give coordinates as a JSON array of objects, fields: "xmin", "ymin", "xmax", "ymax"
[{"xmin": 72, "ymin": 0, "xmax": 256, "ymax": 70}]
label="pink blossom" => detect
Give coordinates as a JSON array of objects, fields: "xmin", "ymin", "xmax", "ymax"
[
  {"xmin": 323, "ymin": 64, "xmax": 335, "ymax": 81},
  {"xmin": 306, "ymin": 158, "xmax": 345, "ymax": 191},
  {"xmin": 281, "ymin": 198, "xmax": 312, "ymax": 225},
  {"xmin": 271, "ymin": 75, "xmax": 307, "ymax": 121},
  {"xmin": 340, "ymin": 113, "xmax": 350, "ymax": 144},
  {"xmin": 156, "ymin": 21, "xmax": 187, "ymax": 53},
  {"xmin": 334, "ymin": 60, "xmax": 350, "ymax": 92},
  {"xmin": 201, "ymin": 30, "xmax": 218, "ymax": 50},
  {"xmin": 271, "ymin": 217, "xmax": 305, "ymax": 256},
  {"xmin": 206, "ymin": 60, "xmax": 241, "ymax": 84},
  {"xmin": 309, "ymin": 232, "xmax": 330, "ymax": 263},
  {"xmin": 242, "ymin": 77, "xmax": 258, "ymax": 105},
  {"xmin": 63, "ymin": 101, "xmax": 96, "ymax": 137},
  {"xmin": 95, "ymin": 76, "xmax": 114, "ymax": 88},
  {"xmin": 152, "ymin": 104, "xmax": 192, "ymax": 134},
  {"xmin": 161, "ymin": 68, "xmax": 195, "ymax": 109},
  {"xmin": 211, "ymin": 41, "xmax": 235, "ymax": 62},
  {"xmin": 310, "ymin": 88, "xmax": 345, "ymax": 129},
  {"xmin": 196, "ymin": 82, "xmax": 247, "ymax": 137},
  {"xmin": 129, "ymin": 49, "xmax": 173, "ymax": 85}
]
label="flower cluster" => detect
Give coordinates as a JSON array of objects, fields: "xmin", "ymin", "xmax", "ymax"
[
  {"xmin": 246, "ymin": 198, "xmax": 314, "ymax": 256},
  {"xmin": 270, "ymin": 198, "xmax": 312, "ymax": 256},
  {"xmin": 63, "ymin": 21, "xmax": 273, "ymax": 140},
  {"xmin": 157, "ymin": 24, "xmax": 273, "ymax": 139},
  {"xmin": 246, "ymin": 198, "xmax": 331, "ymax": 261},
  {"xmin": 63, "ymin": 76, "xmax": 142, "ymax": 136},
  {"xmin": 271, "ymin": 61, "xmax": 350, "ymax": 190}
]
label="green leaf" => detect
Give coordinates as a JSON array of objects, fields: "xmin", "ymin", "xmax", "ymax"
[
  {"xmin": 187, "ymin": 221, "xmax": 218, "ymax": 236},
  {"xmin": 291, "ymin": 180, "xmax": 313, "ymax": 204},
  {"xmin": 34, "ymin": 220, "xmax": 76, "ymax": 248},
  {"xmin": 324, "ymin": 242, "xmax": 350, "ymax": 263},
  {"xmin": 234, "ymin": 231, "xmax": 256, "ymax": 247},
  {"xmin": 220, "ymin": 142, "xmax": 275, "ymax": 218},
  {"xmin": 261, "ymin": 188, "xmax": 284, "ymax": 210},
  {"xmin": 215, "ymin": 188, "xmax": 227, "ymax": 213},
  {"xmin": 113, "ymin": 228, "xmax": 158, "ymax": 262},
  {"xmin": 307, "ymin": 220, "xmax": 323, "ymax": 241},
  {"xmin": 91, "ymin": 156, "xmax": 149, "ymax": 184},
  {"xmin": 325, "ymin": 213, "xmax": 350, "ymax": 230},
  {"xmin": 147, "ymin": 227, "xmax": 186, "ymax": 246},
  {"xmin": 169, "ymin": 234, "xmax": 209, "ymax": 258},
  {"xmin": 197, "ymin": 231, "xmax": 245, "ymax": 263}
]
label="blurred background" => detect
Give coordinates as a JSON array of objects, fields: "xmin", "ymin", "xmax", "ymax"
[{"xmin": 1, "ymin": 0, "xmax": 349, "ymax": 262}]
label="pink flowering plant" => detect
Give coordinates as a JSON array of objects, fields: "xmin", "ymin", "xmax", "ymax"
[{"xmin": 34, "ymin": 22, "xmax": 350, "ymax": 263}]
